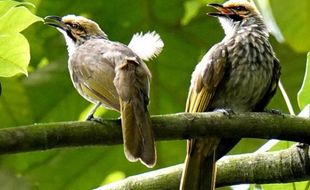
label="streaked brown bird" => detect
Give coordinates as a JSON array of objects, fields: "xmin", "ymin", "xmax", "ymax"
[
  {"xmin": 44, "ymin": 15, "xmax": 164, "ymax": 168},
  {"xmin": 180, "ymin": 0, "xmax": 281, "ymax": 189}
]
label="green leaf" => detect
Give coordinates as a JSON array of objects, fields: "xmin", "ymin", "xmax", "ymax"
[
  {"xmin": 101, "ymin": 171, "xmax": 126, "ymax": 185},
  {"xmin": 0, "ymin": 33, "xmax": 29, "ymax": 77},
  {"xmin": 0, "ymin": 0, "xmax": 23, "ymax": 17},
  {"xmin": 262, "ymin": 181, "xmax": 310, "ymax": 190},
  {"xmin": 0, "ymin": 6, "xmax": 42, "ymax": 33},
  {"xmin": 270, "ymin": 0, "xmax": 310, "ymax": 52},
  {"xmin": 0, "ymin": 78, "xmax": 33, "ymax": 127},
  {"xmin": 181, "ymin": 0, "xmax": 202, "ymax": 26},
  {"xmin": 297, "ymin": 53, "xmax": 310, "ymax": 110},
  {"xmin": 0, "ymin": 2, "xmax": 42, "ymax": 77}
]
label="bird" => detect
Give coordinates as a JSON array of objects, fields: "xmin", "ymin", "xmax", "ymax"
[
  {"xmin": 179, "ymin": 0, "xmax": 281, "ymax": 189},
  {"xmin": 44, "ymin": 15, "xmax": 164, "ymax": 168}
]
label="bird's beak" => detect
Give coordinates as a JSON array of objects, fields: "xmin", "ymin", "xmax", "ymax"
[
  {"xmin": 44, "ymin": 16, "xmax": 67, "ymax": 31},
  {"xmin": 207, "ymin": 3, "xmax": 233, "ymax": 17}
]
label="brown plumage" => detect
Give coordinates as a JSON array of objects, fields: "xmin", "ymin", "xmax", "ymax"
[
  {"xmin": 180, "ymin": 0, "xmax": 281, "ymax": 189},
  {"xmin": 44, "ymin": 15, "xmax": 164, "ymax": 167}
]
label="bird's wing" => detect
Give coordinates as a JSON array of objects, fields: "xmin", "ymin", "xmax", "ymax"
[
  {"xmin": 70, "ymin": 45, "xmax": 120, "ymax": 111},
  {"xmin": 180, "ymin": 44, "xmax": 228, "ymax": 190},
  {"xmin": 254, "ymin": 57, "xmax": 281, "ymax": 111},
  {"xmin": 186, "ymin": 44, "xmax": 227, "ymax": 113}
]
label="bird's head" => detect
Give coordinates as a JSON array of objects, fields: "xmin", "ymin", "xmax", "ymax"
[
  {"xmin": 44, "ymin": 15, "xmax": 107, "ymax": 46},
  {"xmin": 208, "ymin": 0, "xmax": 266, "ymax": 35}
]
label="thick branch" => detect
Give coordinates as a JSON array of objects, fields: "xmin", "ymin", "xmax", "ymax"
[
  {"xmin": 0, "ymin": 112, "xmax": 310, "ymax": 154},
  {"xmin": 96, "ymin": 145, "xmax": 310, "ymax": 190}
]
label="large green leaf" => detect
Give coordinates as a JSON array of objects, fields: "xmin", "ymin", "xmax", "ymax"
[
  {"xmin": 0, "ymin": 6, "xmax": 41, "ymax": 33},
  {"xmin": 0, "ymin": 0, "xmax": 26, "ymax": 16},
  {"xmin": 270, "ymin": 0, "xmax": 310, "ymax": 52},
  {"xmin": 0, "ymin": 33, "xmax": 29, "ymax": 77},
  {"xmin": 0, "ymin": 2, "xmax": 42, "ymax": 77},
  {"xmin": 297, "ymin": 53, "xmax": 310, "ymax": 110}
]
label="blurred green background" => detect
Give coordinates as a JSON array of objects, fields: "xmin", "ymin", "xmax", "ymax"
[{"xmin": 0, "ymin": 0, "xmax": 309, "ymax": 189}]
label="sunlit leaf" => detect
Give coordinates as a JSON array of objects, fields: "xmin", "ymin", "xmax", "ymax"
[
  {"xmin": 0, "ymin": 33, "xmax": 29, "ymax": 77},
  {"xmin": 0, "ymin": 0, "xmax": 24, "ymax": 16},
  {"xmin": 0, "ymin": 6, "xmax": 42, "ymax": 33},
  {"xmin": 101, "ymin": 171, "xmax": 126, "ymax": 185},
  {"xmin": 297, "ymin": 53, "xmax": 310, "ymax": 110},
  {"xmin": 0, "ymin": 2, "xmax": 42, "ymax": 77}
]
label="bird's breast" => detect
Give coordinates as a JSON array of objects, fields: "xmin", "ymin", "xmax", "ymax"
[{"xmin": 210, "ymin": 38, "xmax": 275, "ymax": 112}]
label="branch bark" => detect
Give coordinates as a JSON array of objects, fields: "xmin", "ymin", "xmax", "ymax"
[
  {"xmin": 96, "ymin": 145, "xmax": 310, "ymax": 190},
  {"xmin": 1, "ymin": 112, "xmax": 310, "ymax": 154},
  {"xmin": 1, "ymin": 112, "xmax": 310, "ymax": 187}
]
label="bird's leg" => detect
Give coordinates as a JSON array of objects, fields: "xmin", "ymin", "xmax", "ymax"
[{"xmin": 85, "ymin": 102, "xmax": 103, "ymax": 123}]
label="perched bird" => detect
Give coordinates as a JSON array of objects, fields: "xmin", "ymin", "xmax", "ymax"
[
  {"xmin": 180, "ymin": 0, "xmax": 281, "ymax": 189},
  {"xmin": 44, "ymin": 15, "xmax": 164, "ymax": 168}
]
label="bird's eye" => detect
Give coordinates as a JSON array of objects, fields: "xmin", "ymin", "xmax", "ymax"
[
  {"xmin": 71, "ymin": 24, "xmax": 79, "ymax": 29},
  {"xmin": 232, "ymin": 6, "xmax": 247, "ymax": 11},
  {"xmin": 66, "ymin": 23, "xmax": 83, "ymax": 30}
]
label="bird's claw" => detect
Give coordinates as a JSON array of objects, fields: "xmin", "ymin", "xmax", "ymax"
[
  {"xmin": 86, "ymin": 113, "xmax": 95, "ymax": 121},
  {"xmin": 214, "ymin": 108, "xmax": 235, "ymax": 116},
  {"xmin": 296, "ymin": 143, "xmax": 308, "ymax": 148},
  {"xmin": 86, "ymin": 114, "xmax": 103, "ymax": 124},
  {"xmin": 265, "ymin": 109, "xmax": 283, "ymax": 116}
]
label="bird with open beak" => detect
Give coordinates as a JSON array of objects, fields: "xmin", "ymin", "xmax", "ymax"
[
  {"xmin": 180, "ymin": 0, "xmax": 280, "ymax": 189},
  {"xmin": 44, "ymin": 15, "xmax": 164, "ymax": 168}
]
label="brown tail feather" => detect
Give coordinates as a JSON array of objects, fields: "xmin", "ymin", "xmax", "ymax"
[
  {"xmin": 180, "ymin": 139, "xmax": 217, "ymax": 190},
  {"xmin": 120, "ymin": 99, "xmax": 156, "ymax": 168}
]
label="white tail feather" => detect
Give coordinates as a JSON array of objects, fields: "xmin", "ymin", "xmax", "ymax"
[{"xmin": 128, "ymin": 31, "xmax": 164, "ymax": 61}]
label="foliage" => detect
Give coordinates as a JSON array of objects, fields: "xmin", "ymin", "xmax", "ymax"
[
  {"xmin": 0, "ymin": 0, "xmax": 309, "ymax": 190},
  {"xmin": 298, "ymin": 53, "xmax": 310, "ymax": 110},
  {"xmin": 0, "ymin": 0, "xmax": 42, "ymax": 77}
]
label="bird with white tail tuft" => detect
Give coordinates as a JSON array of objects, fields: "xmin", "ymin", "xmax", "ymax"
[{"xmin": 44, "ymin": 14, "xmax": 164, "ymax": 168}]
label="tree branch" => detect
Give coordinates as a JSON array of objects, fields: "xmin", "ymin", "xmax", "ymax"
[
  {"xmin": 96, "ymin": 145, "xmax": 310, "ymax": 190},
  {"xmin": 1, "ymin": 112, "xmax": 310, "ymax": 154}
]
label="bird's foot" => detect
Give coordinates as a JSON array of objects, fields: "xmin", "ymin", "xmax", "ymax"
[
  {"xmin": 86, "ymin": 114, "xmax": 103, "ymax": 124},
  {"xmin": 265, "ymin": 109, "xmax": 283, "ymax": 116},
  {"xmin": 296, "ymin": 143, "xmax": 309, "ymax": 148},
  {"xmin": 85, "ymin": 113, "xmax": 95, "ymax": 121},
  {"xmin": 85, "ymin": 102, "xmax": 103, "ymax": 123},
  {"xmin": 214, "ymin": 108, "xmax": 235, "ymax": 117}
]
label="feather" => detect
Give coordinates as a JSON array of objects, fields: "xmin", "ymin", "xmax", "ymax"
[{"xmin": 128, "ymin": 31, "xmax": 164, "ymax": 61}]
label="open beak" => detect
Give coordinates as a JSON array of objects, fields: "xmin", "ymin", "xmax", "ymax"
[
  {"xmin": 207, "ymin": 3, "xmax": 234, "ymax": 17},
  {"xmin": 44, "ymin": 16, "xmax": 67, "ymax": 30}
]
